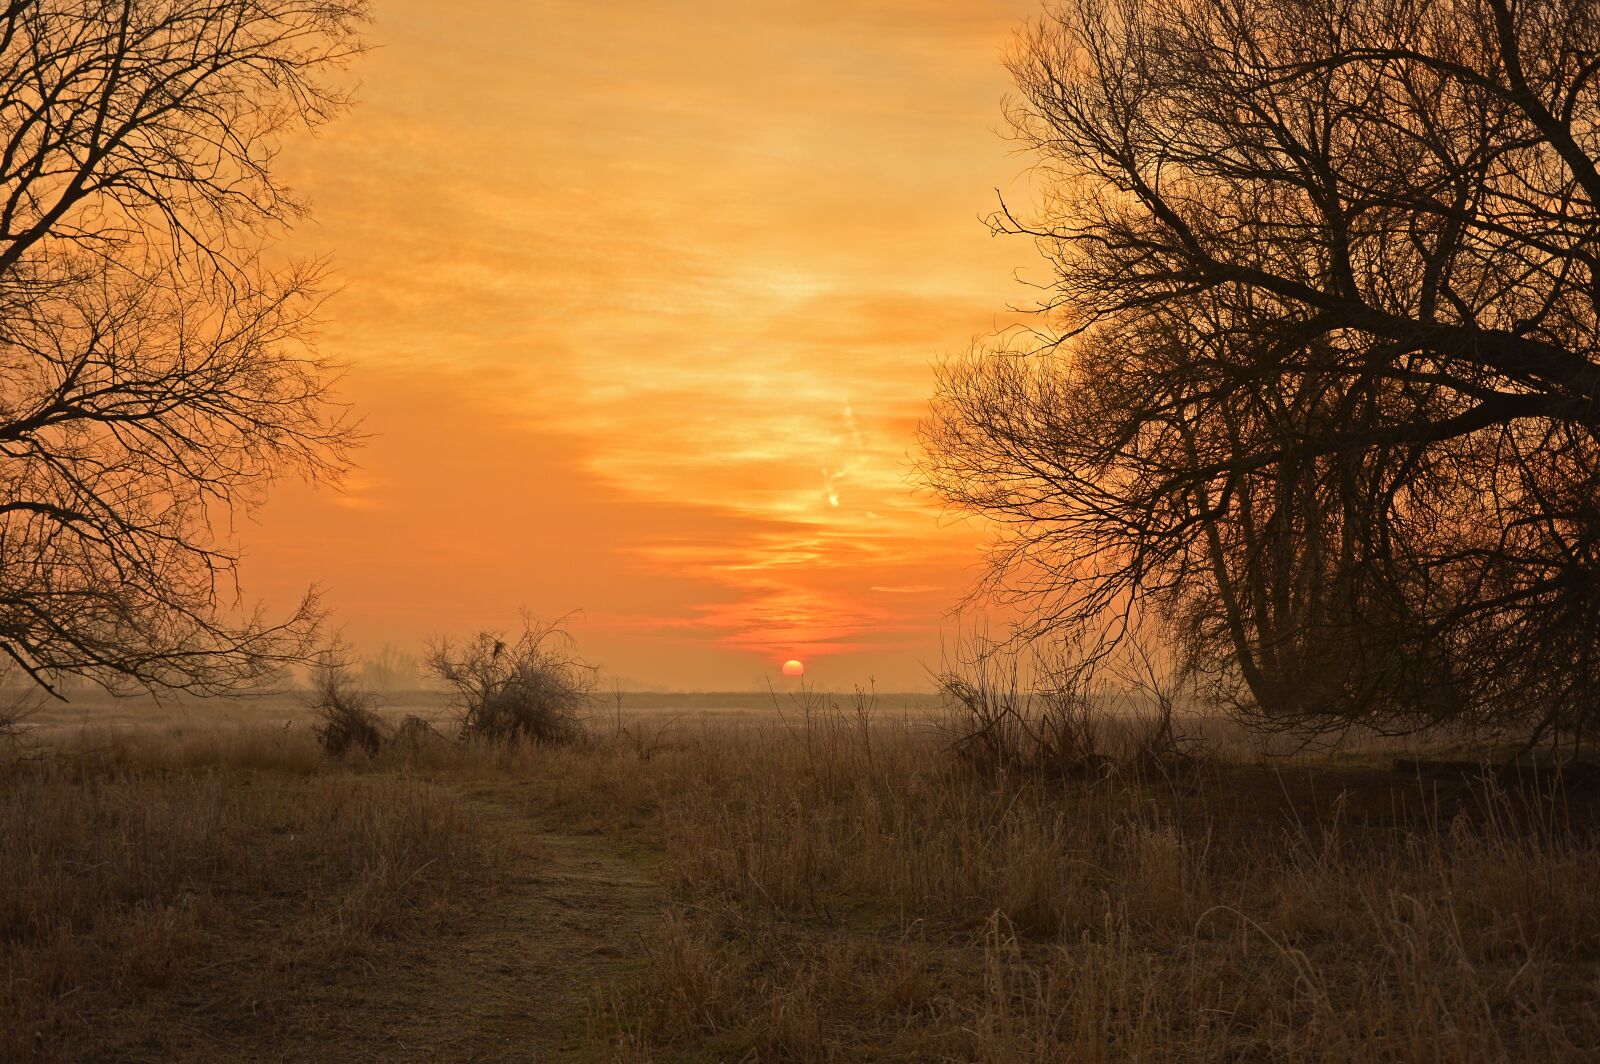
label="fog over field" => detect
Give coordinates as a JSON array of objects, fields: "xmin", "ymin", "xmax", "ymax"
[{"xmin": 18, "ymin": 687, "xmax": 952, "ymax": 733}]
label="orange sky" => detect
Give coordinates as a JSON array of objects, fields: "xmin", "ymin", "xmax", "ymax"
[{"xmin": 245, "ymin": 0, "xmax": 1044, "ymax": 690}]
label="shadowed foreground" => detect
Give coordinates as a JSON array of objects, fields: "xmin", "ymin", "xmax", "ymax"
[
  {"xmin": 4, "ymin": 709, "xmax": 1599, "ymax": 1062},
  {"xmin": 1, "ymin": 734, "xmax": 659, "ymax": 1063},
  {"xmin": 253, "ymin": 787, "xmax": 660, "ymax": 1063}
]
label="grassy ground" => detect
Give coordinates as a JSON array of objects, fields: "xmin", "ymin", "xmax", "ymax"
[{"xmin": 3, "ymin": 701, "xmax": 1598, "ymax": 1061}]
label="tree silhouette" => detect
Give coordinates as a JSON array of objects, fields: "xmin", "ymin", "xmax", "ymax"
[
  {"xmin": 0, "ymin": 1, "xmax": 367, "ymax": 696},
  {"xmin": 923, "ymin": 0, "xmax": 1600, "ymax": 745}
]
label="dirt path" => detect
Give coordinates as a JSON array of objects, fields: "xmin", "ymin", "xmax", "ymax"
[{"xmin": 242, "ymin": 780, "xmax": 663, "ymax": 1063}]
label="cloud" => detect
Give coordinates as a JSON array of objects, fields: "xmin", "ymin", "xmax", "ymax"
[{"xmin": 246, "ymin": 0, "xmax": 1040, "ymax": 688}]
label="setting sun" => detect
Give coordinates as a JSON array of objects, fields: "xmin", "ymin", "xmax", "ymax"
[{"xmin": 781, "ymin": 659, "xmax": 805, "ymax": 677}]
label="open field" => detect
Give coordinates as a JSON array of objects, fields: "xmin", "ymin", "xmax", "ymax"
[
  {"xmin": 4, "ymin": 695, "xmax": 1599, "ymax": 1062},
  {"xmin": 14, "ymin": 689, "xmax": 949, "ymax": 737}
]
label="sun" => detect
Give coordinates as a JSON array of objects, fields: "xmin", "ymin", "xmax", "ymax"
[{"xmin": 781, "ymin": 659, "xmax": 805, "ymax": 677}]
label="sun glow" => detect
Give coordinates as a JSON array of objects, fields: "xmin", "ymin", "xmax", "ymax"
[
  {"xmin": 781, "ymin": 659, "xmax": 805, "ymax": 677},
  {"xmin": 246, "ymin": 0, "xmax": 1035, "ymax": 688}
]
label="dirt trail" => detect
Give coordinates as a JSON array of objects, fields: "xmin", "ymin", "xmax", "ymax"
[{"xmin": 234, "ymin": 780, "xmax": 662, "ymax": 1063}]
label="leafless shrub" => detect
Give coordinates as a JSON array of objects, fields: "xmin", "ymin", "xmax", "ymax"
[
  {"xmin": 0, "ymin": 705, "xmax": 32, "ymax": 764},
  {"xmin": 427, "ymin": 614, "xmax": 595, "ymax": 746},
  {"xmin": 392, "ymin": 714, "xmax": 448, "ymax": 752},
  {"xmin": 309, "ymin": 655, "xmax": 385, "ymax": 759},
  {"xmin": 0, "ymin": 666, "xmax": 44, "ymax": 764},
  {"xmin": 936, "ymin": 635, "xmax": 1108, "ymax": 778},
  {"xmin": 936, "ymin": 621, "xmax": 1208, "ymax": 796},
  {"xmin": 1106, "ymin": 628, "xmax": 1200, "ymax": 778}
]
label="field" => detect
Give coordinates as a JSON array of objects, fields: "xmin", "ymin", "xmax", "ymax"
[{"xmin": 3, "ymin": 690, "xmax": 1599, "ymax": 1062}]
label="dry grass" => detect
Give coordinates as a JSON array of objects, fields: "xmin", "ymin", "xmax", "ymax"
[
  {"xmin": 4, "ymin": 701, "xmax": 1598, "ymax": 1061},
  {"xmin": 565, "ymin": 700, "xmax": 1600, "ymax": 1063},
  {"xmin": 0, "ymin": 726, "xmax": 507, "ymax": 1063}
]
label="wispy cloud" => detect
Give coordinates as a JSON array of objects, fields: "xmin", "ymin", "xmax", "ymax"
[{"xmin": 250, "ymin": 0, "xmax": 1038, "ymax": 686}]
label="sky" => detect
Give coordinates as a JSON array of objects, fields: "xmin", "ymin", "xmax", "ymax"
[{"xmin": 244, "ymin": 0, "xmax": 1046, "ymax": 691}]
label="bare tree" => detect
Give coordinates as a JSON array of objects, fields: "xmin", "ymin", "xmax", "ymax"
[
  {"xmin": 922, "ymin": 0, "xmax": 1600, "ymax": 746},
  {"xmin": 0, "ymin": 1, "xmax": 366, "ymax": 696}
]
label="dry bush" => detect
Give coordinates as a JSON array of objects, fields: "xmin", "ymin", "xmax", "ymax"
[
  {"xmin": 935, "ymin": 634, "xmax": 1192, "ymax": 784},
  {"xmin": 937, "ymin": 644, "xmax": 1103, "ymax": 778},
  {"xmin": 0, "ymin": 664, "xmax": 47, "ymax": 763},
  {"xmin": 0, "ymin": 699, "xmax": 36, "ymax": 764},
  {"xmin": 392, "ymin": 713, "xmax": 448, "ymax": 751},
  {"xmin": 309, "ymin": 656, "xmax": 386, "ymax": 758},
  {"xmin": 427, "ymin": 614, "xmax": 595, "ymax": 746}
]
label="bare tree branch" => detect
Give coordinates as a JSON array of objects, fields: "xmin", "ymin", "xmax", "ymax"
[
  {"xmin": 0, "ymin": 0, "xmax": 367, "ymax": 697},
  {"xmin": 922, "ymin": 0, "xmax": 1600, "ymax": 747}
]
